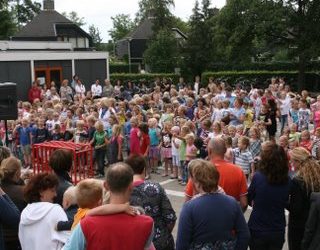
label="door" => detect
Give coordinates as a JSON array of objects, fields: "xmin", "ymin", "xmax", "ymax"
[{"xmin": 35, "ymin": 67, "xmax": 62, "ymax": 89}]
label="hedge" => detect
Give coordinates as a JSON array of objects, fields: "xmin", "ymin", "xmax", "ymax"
[
  {"xmin": 201, "ymin": 71, "xmax": 320, "ymax": 91},
  {"xmin": 207, "ymin": 61, "xmax": 320, "ymax": 72},
  {"xmin": 110, "ymin": 73, "xmax": 180, "ymax": 84},
  {"xmin": 110, "ymin": 63, "xmax": 140, "ymax": 74}
]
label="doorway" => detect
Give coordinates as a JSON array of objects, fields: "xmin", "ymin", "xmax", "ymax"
[{"xmin": 35, "ymin": 67, "xmax": 62, "ymax": 89}]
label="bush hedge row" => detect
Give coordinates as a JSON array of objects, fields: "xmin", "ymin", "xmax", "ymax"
[
  {"xmin": 109, "ymin": 71, "xmax": 320, "ymax": 91},
  {"xmin": 110, "ymin": 73, "xmax": 180, "ymax": 83},
  {"xmin": 110, "ymin": 63, "xmax": 140, "ymax": 74},
  {"xmin": 202, "ymin": 71, "xmax": 320, "ymax": 91},
  {"xmin": 207, "ymin": 62, "xmax": 320, "ymax": 72}
]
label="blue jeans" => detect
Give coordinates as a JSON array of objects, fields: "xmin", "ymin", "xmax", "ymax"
[
  {"xmin": 280, "ymin": 114, "xmax": 288, "ymax": 133},
  {"xmin": 95, "ymin": 148, "xmax": 106, "ymax": 175},
  {"xmin": 182, "ymin": 161, "xmax": 189, "ymax": 183}
]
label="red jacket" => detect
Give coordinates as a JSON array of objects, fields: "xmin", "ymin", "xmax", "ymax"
[
  {"xmin": 81, "ymin": 213, "xmax": 153, "ymax": 250},
  {"xmin": 28, "ymin": 87, "xmax": 41, "ymax": 103}
]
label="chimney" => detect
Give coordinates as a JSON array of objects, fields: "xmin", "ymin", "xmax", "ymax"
[{"xmin": 43, "ymin": 0, "xmax": 54, "ymax": 10}]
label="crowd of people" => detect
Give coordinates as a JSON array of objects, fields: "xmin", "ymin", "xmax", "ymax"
[{"xmin": 0, "ymin": 74, "xmax": 320, "ymax": 249}]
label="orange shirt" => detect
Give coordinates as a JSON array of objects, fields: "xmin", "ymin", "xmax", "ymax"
[
  {"xmin": 72, "ymin": 208, "xmax": 90, "ymax": 230},
  {"xmin": 185, "ymin": 158, "xmax": 248, "ymax": 201}
]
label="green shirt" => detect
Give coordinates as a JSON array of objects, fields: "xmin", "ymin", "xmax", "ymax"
[
  {"xmin": 94, "ymin": 131, "xmax": 106, "ymax": 146},
  {"xmin": 179, "ymin": 140, "xmax": 187, "ymax": 161}
]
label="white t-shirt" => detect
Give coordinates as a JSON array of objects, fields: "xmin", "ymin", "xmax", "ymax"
[
  {"xmin": 91, "ymin": 84, "xmax": 102, "ymax": 97},
  {"xmin": 172, "ymin": 138, "xmax": 181, "ymax": 156}
]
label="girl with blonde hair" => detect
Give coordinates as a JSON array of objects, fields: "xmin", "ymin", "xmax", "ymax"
[{"xmin": 288, "ymin": 147, "xmax": 320, "ymax": 250}]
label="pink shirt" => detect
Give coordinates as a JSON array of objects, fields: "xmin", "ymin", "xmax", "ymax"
[{"xmin": 130, "ymin": 127, "xmax": 141, "ymax": 155}]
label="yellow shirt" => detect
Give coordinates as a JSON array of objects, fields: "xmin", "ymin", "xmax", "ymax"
[
  {"xmin": 244, "ymin": 108, "xmax": 254, "ymax": 129},
  {"xmin": 71, "ymin": 208, "xmax": 90, "ymax": 230}
]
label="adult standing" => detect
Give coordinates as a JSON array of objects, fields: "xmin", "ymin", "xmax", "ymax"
[
  {"xmin": 19, "ymin": 173, "xmax": 69, "ymax": 250},
  {"xmin": 28, "ymin": 81, "xmax": 41, "ymax": 103},
  {"xmin": 177, "ymin": 159, "xmax": 250, "ymax": 250},
  {"xmin": 60, "ymin": 79, "xmax": 73, "ymax": 103},
  {"xmin": 102, "ymin": 79, "xmax": 114, "ymax": 97},
  {"xmin": 64, "ymin": 163, "xmax": 154, "ymax": 250},
  {"xmin": 248, "ymin": 142, "xmax": 290, "ymax": 250},
  {"xmin": 288, "ymin": 147, "xmax": 320, "ymax": 250},
  {"xmin": 75, "ymin": 80, "xmax": 86, "ymax": 101},
  {"xmin": 185, "ymin": 138, "xmax": 248, "ymax": 211},
  {"xmin": 126, "ymin": 155, "xmax": 176, "ymax": 250},
  {"xmin": 49, "ymin": 149, "xmax": 73, "ymax": 206},
  {"xmin": 91, "ymin": 79, "xmax": 102, "ymax": 99},
  {"xmin": 0, "ymin": 186, "xmax": 20, "ymax": 250},
  {"xmin": 98, "ymin": 98, "xmax": 116, "ymax": 131},
  {"xmin": 194, "ymin": 75, "xmax": 201, "ymax": 96}
]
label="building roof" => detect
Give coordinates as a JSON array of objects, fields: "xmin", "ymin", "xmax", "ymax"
[
  {"xmin": 14, "ymin": 10, "xmax": 74, "ymax": 38},
  {"xmin": 126, "ymin": 17, "xmax": 154, "ymax": 40}
]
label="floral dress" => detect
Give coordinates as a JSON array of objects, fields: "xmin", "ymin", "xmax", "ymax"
[{"xmin": 130, "ymin": 180, "xmax": 176, "ymax": 250}]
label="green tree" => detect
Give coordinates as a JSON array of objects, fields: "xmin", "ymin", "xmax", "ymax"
[
  {"xmin": 14, "ymin": 0, "xmax": 41, "ymax": 26},
  {"xmin": 135, "ymin": 0, "xmax": 175, "ymax": 32},
  {"xmin": 89, "ymin": 24, "xmax": 102, "ymax": 49},
  {"xmin": 144, "ymin": 29, "xmax": 178, "ymax": 73},
  {"xmin": 0, "ymin": 0, "xmax": 16, "ymax": 40},
  {"xmin": 183, "ymin": 0, "xmax": 217, "ymax": 75},
  {"xmin": 62, "ymin": 11, "xmax": 86, "ymax": 27},
  {"xmin": 108, "ymin": 14, "xmax": 135, "ymax": 41}
]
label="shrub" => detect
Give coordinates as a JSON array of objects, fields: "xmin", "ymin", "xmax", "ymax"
[
  {"xmin": 201, "ymin": 71, "xmax": 320, "ymax": 91},
  {"xmin": 110, "ymin": 63, "xmax": 139, "ymax": 73}
]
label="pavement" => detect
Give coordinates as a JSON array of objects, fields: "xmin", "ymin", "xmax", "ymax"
[{"xmin": 150, "ymin": 172, "xmax": 289, "ymax": 250}]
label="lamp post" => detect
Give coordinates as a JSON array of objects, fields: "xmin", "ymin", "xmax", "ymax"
[{"xmin": 127, "ymin": 37, "xmax": 132, "ymax": 73}]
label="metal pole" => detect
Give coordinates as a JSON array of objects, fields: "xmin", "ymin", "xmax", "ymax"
[{"xmin": 128, "ymin": 39, "xmax": 131, "ymax": 73}]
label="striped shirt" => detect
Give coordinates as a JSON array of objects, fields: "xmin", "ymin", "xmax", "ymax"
[
  {"xmin": 232, "ymin": 148, "xmax": 254, "ymax": 175},
  {"xmin": 249, "ymin": 140, "xmax": 261, "ymax": 159}
]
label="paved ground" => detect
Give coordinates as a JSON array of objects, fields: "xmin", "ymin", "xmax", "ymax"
[{"xmin": 150, "ymin": 172, "xmax": 289, "ymax": 250}]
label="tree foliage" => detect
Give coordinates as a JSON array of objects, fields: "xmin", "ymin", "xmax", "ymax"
[
  {"xmin": 143, "ymin": 29, "xmax": 179, "ymax": 73},
  {"xmin": 14, "ymin": 0, "xmax": 41, "ymax": 26},
  {"xmin": 108, "ymin": 14, "xmax": 135, "ymax": 41},
  {"xmin": 136, "ymin": 0, "xmax": 174, "ymax": 32},
  {"xmin": 62, "ymin": 11, "xmax": 86, "ymax": 27},
  {"xmin": 182, "ymin": 0, "xmax": 217, "ymax": 76},
  {"xmin": 89, "ymin": 24, "xmax": 102, "ymax": 49}
]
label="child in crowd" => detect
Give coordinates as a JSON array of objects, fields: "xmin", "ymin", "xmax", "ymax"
[
  {"xmin": 139, "ymin": 123, "xmax": 150, "ymax": 178},
  {"xmin": 91, "ymin": 121, "xmax": 108, "ymax": 177},
  {"xmin": 300, "ymin": 130, "xmax": 312, "ymax": 152},
  {"xmin": 289, "ymin": 123, "xmax": 300, "ymax": 142},
  {"xmin": 243, "ymin": 101, "xmax": 254, "ymax": 135},
  {"xmin": 232, "ymin": 136, "xmax": 254, "ymax": 179},
  {"xmin": 34, "ymin": 118, "xmax": 50, "ymax": 144},
  {"xmin": 183, "ymin": 134, "xmax": 197, "ymax": 185},
  {"xmin": 312, "ymin": 127, "xmax": 320, "ymax": 157},
  {"xmin": 148, "ymin": 118, "xmax": 160, "ymax": 174},
  {"xmin": 249, "ymin": 126, "xmax": 261, "ymax": 159},
  {"xmin": 86, "ymin": 115, "xmax": 96, "ymax": 142},
  {"xmin": 171, "ymin": 126, "xmax": 181, "ymax": 179},
  {"xmin": 224, "ymin": 136, "xmax": 233, "ymax": 163},
  {"xmin": 289, "ymin": 99, "xmax": 299, "ymax": 126},
  {"xmin": 51, "ymin": 124, "xmax": 64, "ymax": 141},
  {"xmin": 129, "ymin": 117, "xmax": 140, "ymax": 156},
  {"xmin": 228, "ymin": 125, "xmax": 238, "ymax": 148},
  {"xmin": 13, "ymin": 118, "xmax": 32, "ymax": 168},
  {"xmin": 71, "ymin": 179, "xmax": 103, "ymax": 229},
  {"xmin": 108, "ymin": 124, "xmax": 124, "ymax": 165},
  {"xmin": 160, "ymin": 122, "xmax": 173, "ymax": 177},
  {"xmin": 298, "ymin": 99, "xmax": 312, "ymax": 131},
  {"xmin": 178, "ymin": 126, "xmax": 190, "ymax": 183},
  {"xmin": 198, "ymin": 119, "xmax": 211, "ymax": 158},
  {"xmin": 74, "ymin": 120, "xmax": 88, "ymax": 143}
]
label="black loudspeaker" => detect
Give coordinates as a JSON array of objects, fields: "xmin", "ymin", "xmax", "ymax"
[{"xmin": 0, "ymin": 83, "xmax": 18, "ymax": 120}]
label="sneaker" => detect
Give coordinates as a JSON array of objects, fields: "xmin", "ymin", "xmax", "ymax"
[{"xmin": 180, "ymin": 182, "xmax": 186, "ymax": 186}]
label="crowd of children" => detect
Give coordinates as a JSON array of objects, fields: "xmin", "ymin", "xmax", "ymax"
[{"xmin": 2, "ymin": 76, "xmax": 320, "ymax": 183}]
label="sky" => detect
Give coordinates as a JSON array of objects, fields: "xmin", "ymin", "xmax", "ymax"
[{"xmin": 34, "ymin": 0, "xmax": 226, "ymax": 42}]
